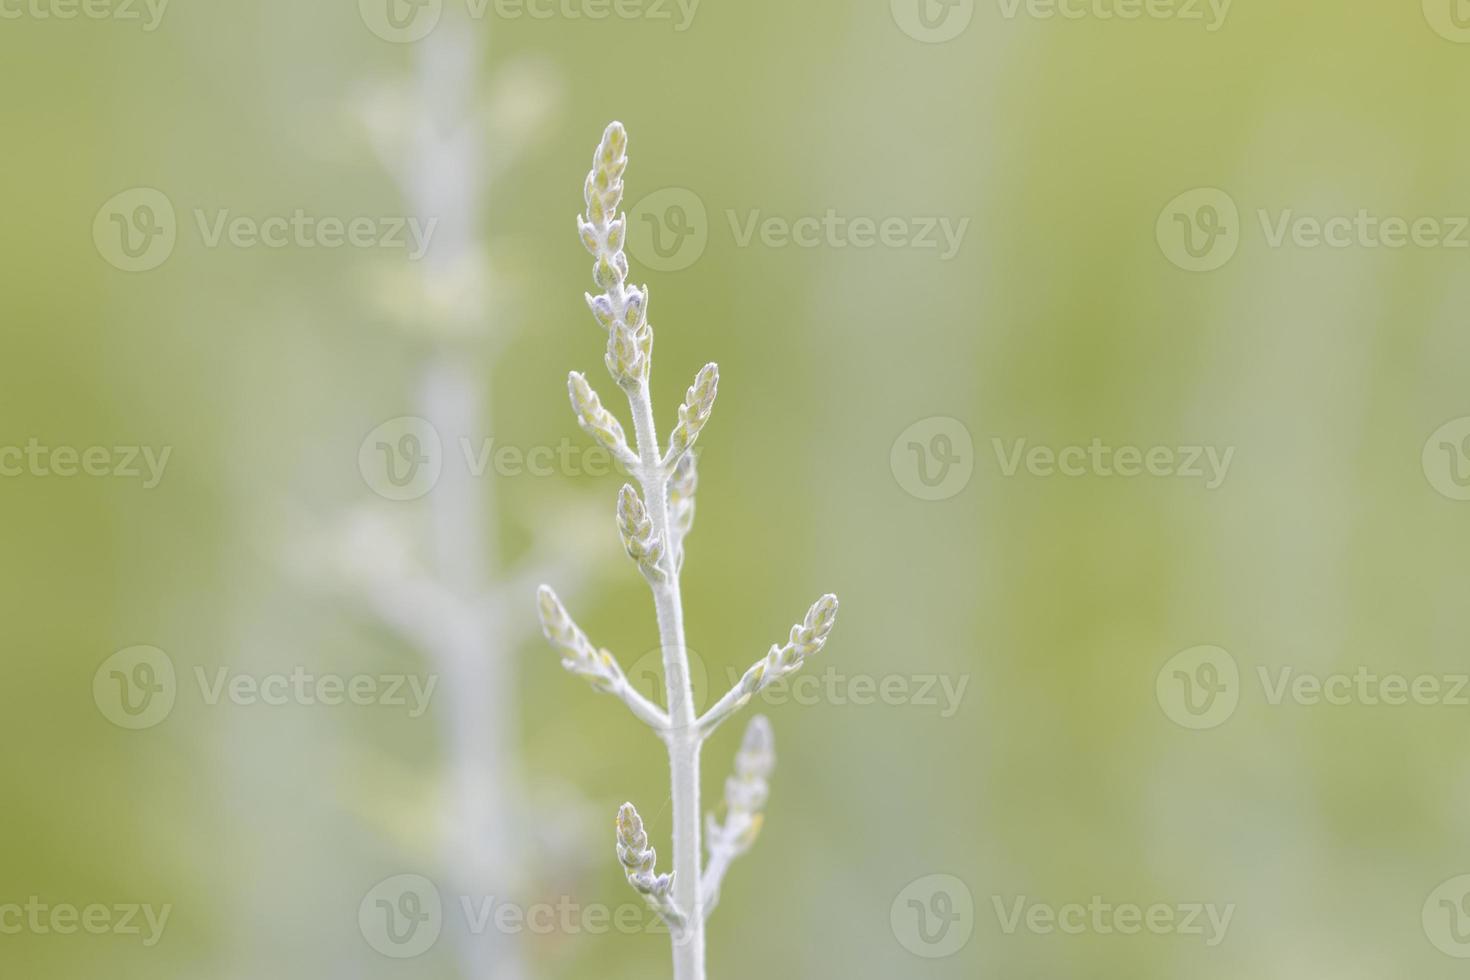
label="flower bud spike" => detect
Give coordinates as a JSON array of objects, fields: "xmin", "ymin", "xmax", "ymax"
[
  {"xmin": 585, "ymin": 293, "xmax": 616, "ymax": 330},
  {"xmin": 535, "ymin": 585, "xmax": 668, "ymax": 729},
  {"xmin": 616, "ymin": 802, "xmax": 684, "ymax": 930},
  {"xmin": 568, "ymin": 372, "xmax": 637, "ymax": 468},
  {"xmin": 665, "ymin": 363, "xmax": 719, "ymax": 466},
  {"xmin": 605, "ymin": 320, "xmax": 646, "ymax": 388},
  {"xmin": 616, "ymin": 484, "xmax": 665, "ymax": 582},
  {"xmin": 698, "ymin": 594, "xmax": 841, "ymax": 736},
  {"xmin": 702, "ymin": 716, "xmax": 777, "ymax": 916},
  {"xmin": 667, "ymin": 451, "xmax": 698, "ymax": 571}
]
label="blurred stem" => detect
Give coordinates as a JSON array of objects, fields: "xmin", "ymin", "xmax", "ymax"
[
  {"xmin": 418, "ymin": 352, "xmax": 526, "ymax": 980},
  {"xmin": 407, "ymin": 17, "xmax": 526, "ymax": 980}
]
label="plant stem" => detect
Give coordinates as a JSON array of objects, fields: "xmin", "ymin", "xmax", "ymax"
[
  {"xmin": 419, "ymin": 353, "xmax": 527, "ymax": 980},
  {"xmin": 627, "ymin": 378, "xmax": 706, "ymax": 980}
]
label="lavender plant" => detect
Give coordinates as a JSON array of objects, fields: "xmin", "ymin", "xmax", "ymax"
[{"xmin": 537, "ymin": 122, "xmax": 840, "ymax": 978}]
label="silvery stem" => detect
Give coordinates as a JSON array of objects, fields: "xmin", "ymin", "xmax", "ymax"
[{"xmin": 627, "ymin": 379, "xmax": 706, "ymax": 980}]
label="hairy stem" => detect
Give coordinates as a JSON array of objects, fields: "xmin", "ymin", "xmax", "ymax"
[{"xmin": 627, "ymin": 379, "xmax": 705, "ymax": 979}]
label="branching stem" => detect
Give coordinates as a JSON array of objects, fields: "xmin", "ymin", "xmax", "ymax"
[
  {"xmin": 627, "ymin": 378, "xmax": 706, "ymax": 979},
  {"xmin": 542, "ymin": 122, "xmax": 840, "ymax": 980}
]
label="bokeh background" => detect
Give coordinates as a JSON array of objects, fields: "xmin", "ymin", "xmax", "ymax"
[{"xmin": 4, "ymin": 0, "xmax": 1470, "ymax": 977}]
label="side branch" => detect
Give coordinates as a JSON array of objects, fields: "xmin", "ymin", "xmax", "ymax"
[
  {"xmin": 617, "ymin": 802, "xmax": 686, "ymax": 932},
  {"xmin": 698, "ymin": 594, "xmax": 840, "ymax": 736},
  {"xmin": 536, "ymin": 585, "xmax": 669, "ymax": 730},
  {"xmin": 568, "ymin": 371, "xmax": 639, "ymax": 470},
  {"xmin": 701, "ymin": 716, "xmax": 774, "ymax": 917},
  {"xmin": 661, "ymin": 363, "xmax": 719, "ymax": 471}
]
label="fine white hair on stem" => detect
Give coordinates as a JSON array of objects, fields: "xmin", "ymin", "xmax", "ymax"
[{"xmin": 538, "ymin": 121, "xmax": 841, "ymax": 980}]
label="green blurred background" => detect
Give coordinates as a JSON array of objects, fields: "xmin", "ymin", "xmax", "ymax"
[{"xmin": 4, "ymin": 0, "xmax": 1470, "ymax": 976}]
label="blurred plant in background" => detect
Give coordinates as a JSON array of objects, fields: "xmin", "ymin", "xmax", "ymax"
[{"xmin": 293, "ymin": 13, "xmax": 598, "ymax": 980}]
